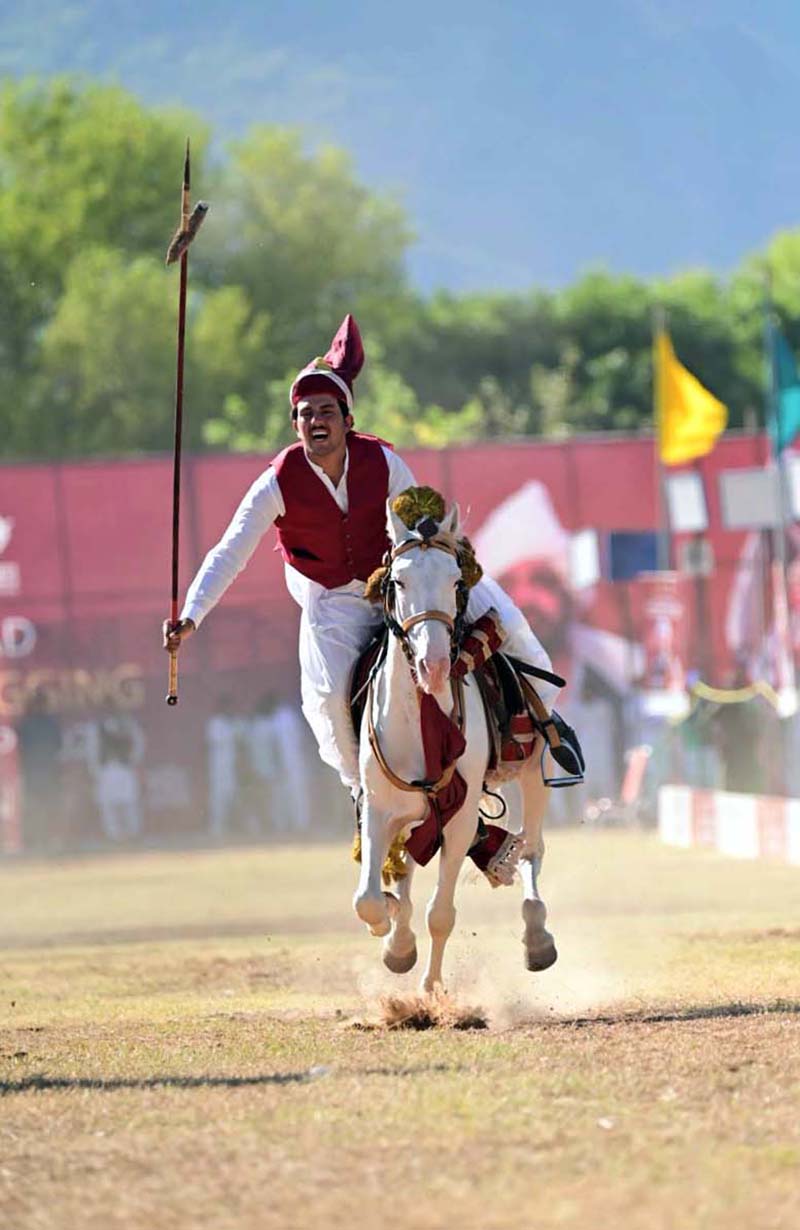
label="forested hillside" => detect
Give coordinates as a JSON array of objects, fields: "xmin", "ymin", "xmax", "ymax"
[{"xmin": 1, "ymin": 78, "xmax": 798, "ymax": 459}]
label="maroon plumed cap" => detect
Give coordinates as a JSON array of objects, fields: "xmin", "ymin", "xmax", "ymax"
[{"xmin": 290, "ymin": 314, "xmax": 365, "ymax": 411}]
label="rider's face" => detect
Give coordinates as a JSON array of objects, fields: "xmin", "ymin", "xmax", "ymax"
[{"xmin": 293, "ymin": 393, "xmax": 352, "ymax": 461}]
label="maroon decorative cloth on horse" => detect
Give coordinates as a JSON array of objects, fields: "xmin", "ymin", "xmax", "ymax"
[{"xmin": 404, "ymin": 692, "xmax": 467, "ymax": 866}]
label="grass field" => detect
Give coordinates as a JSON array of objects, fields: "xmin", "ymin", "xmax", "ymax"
[{"xmin": 1, "ymin": 828, "xmax": 799, "ymax": 1230}]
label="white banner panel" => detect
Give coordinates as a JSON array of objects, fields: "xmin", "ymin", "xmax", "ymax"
[
  {"xmin": 715, "ymin": 792, "xmax": 759, "ymax": 859},
  {"xmin": 719, "ymin": 467, "xmax": 781, "ymax": 530},
  {"xmin": 665, "ymin": 470, "xmax": 708, "ymax": 533},
  {"xmin": 786, "ymin": 800, "xmax": 800, "ymax": 866},
  {"xmin": 658, "ymin": 785, "xmax": 693, "ymax": 848},
  {"xmin": 569, "ymin": 528, "xmax": 600, "ymax": 590}
]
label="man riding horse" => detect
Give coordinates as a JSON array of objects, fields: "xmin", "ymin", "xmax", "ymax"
[{"xmin": 163, "ymin": 316, "xmax": 565, "ymax": 949}]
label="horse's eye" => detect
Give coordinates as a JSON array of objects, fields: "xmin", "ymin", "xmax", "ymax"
[{"xmin": 394, "ymin": 579, "xmax": 404, "ymax": 590}]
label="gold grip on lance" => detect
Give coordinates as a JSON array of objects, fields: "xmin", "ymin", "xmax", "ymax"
[
  {"xmin": 165, "ymin": 201, "xmax": 209, "ymax": 266},
  {"xmin": 166, "ymin": 650, "xmax": 179, "ymax": 705}
]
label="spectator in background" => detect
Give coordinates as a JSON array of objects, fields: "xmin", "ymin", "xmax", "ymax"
[
  {"xmin": 247, "ymin": 692, "xmax": 313, "ymax": 835},
  {"xmin": 246, "ymin": 692, "xmax": 282, "ymax": 833},
  {"xmin": 95, "ymin": 710, "xmax": 145, "ymax": 842},
  {"xmin": 710, "ymin": 667, "xmax": 767, "ymax": 795},
  {"xmin": 15, "ymin": 688, "xmax": 62, "ymax": 851},
  {"xmin": 206, "ymin": 693, "xmax": 245, "ymax": 839}
]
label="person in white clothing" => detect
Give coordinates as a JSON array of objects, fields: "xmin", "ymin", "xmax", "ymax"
[
  {"xmin": 163, "ymin": 315, "xmax": 558, "ymax": 803},
  {"xmin": 206, "ymin": 693, "xmax": 245, "ymax": 838}
]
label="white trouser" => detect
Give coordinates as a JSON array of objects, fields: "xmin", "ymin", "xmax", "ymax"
[
  {"xmin": 299, "ymin": 586, "xmax": 384, "ymax": 790},
  {"xmin": 297, "ymin": 575, "xmax": 558, "ymax": 792}
]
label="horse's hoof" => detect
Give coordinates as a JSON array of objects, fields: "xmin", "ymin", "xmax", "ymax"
[
  {"xmin": 523, "ymin": 898, "xmax": 558, "ymax": 972},
  {"xmin": 525, "ymin": 936, "xmax": 558, "ymax": 972},
  {"xmin": 382, "ymin": 942, "xmax": 418, "ymax": 974}
]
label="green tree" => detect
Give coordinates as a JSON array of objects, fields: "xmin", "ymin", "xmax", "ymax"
[
  {"xmin": 197, "ymin": 126, "xmax": 412, "ymax": 428},
  {"xmin": 34, "ymin": 248, "xmax": 267, "ymax": 457},
  {"xmin": 9, "ymin": 76, "xmax": 800, "ymax": 461},
  {"xmin": 0, "ymin": 77, "xmax": 206, "ymax": 300}
]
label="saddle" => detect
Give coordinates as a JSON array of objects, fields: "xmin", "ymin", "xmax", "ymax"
[
  {"xmin": 350, "ymin": 627, "xmax": 387, "ymax": 739},
  {"xmin": 474, "ymin": 653, "xmax": 585, "ymax": 787}
]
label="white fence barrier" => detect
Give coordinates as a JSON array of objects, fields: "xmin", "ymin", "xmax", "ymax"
[{"xmin": 659, "ymin": 785, "xmax": 800, "ymax": 865}]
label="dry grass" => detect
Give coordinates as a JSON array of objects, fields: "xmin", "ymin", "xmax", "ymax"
[{"xmin": 1, "ymin": 830, "xmax": 799, "ymax": 1229}]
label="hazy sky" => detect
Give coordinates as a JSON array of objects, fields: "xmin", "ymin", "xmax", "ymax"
[{"xmin": 2, "ymin": 0, "xmax": 799, "ymax": 291}]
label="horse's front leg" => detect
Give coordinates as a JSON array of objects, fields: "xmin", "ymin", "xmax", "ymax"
[
  {"xmin": 383, "ymin": 856, "xmax": 418, "ymax": 973},
  {"xmin": 353, "ymin": 795, "xmax": 394, "ymax": 937},
  {"xmin": 420, "ymin": 793, "xmax": 480, "ymax": 994}
]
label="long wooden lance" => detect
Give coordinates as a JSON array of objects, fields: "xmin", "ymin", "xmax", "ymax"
[{"xmin": 165, "ymin": 138, "xmax": 208, "ymax": 706}]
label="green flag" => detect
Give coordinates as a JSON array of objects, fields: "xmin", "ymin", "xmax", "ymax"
[{"xmin": 769, "ymin": 320, "xmax": 800, "ymax": 453}]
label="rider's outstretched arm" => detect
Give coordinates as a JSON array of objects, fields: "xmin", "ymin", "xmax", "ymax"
[{"xmin": 181, "ymin": 467, "xmax": 285, "ymax": 629}]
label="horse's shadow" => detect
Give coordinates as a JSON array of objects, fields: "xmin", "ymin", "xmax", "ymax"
[
  {"xmin": 548, "ymin": 999, "xmax": 800, "ymax": 1029},
  {"xmin": 0, "ymin": 1061, "xmax": 458, "ymax": 1097}
]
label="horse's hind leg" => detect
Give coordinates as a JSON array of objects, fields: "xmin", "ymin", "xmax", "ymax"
[
  {"xmin": 519, "ymin": 750, "xmax": 557, "ymax": 972},
  {"xmin": 383, "ymin": 858, "xmax": 418, "ymax": 974}
]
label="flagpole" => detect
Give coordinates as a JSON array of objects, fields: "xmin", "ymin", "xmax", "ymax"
[
  {"xmin": 652, "ymin": 306, "xmax": 671, "ymax": 571},
  {"xmin": 763, "ymin": 273, "xmax": 798, "ymax": 729}
]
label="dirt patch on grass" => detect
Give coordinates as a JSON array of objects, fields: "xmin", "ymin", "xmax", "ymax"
[{"xmin": 351, "ymin": 990, "xmax": 489, "ymax": 1031}]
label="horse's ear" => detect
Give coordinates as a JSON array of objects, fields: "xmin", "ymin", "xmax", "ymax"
[
  {"xmin": 387, "ymin": 502, "xmax": 407, "ymax": 544},
  {"xmin": 442, "ymin": 502, "xmax": 461, "ymax": 536}
]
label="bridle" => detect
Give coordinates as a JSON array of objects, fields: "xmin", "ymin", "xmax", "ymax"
[
  {"xmin": 380, "ymin": 531, "xmax": 469, "ymax": 663},
  {"xmin": 365, "ymin": 526, "xmax": 469, "ymax": 810}
]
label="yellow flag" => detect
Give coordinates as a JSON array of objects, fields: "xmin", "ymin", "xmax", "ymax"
[{"xmin": 655, "ymin": 329, "xmax": 727, "ymax": 465}]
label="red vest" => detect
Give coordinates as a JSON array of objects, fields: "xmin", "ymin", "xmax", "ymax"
[{"xmin": 273, "ymin": 433, "xmax": 391, "ymax": 589}]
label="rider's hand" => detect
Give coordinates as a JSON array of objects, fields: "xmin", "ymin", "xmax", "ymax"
[{"xmin": 162, "ymin": 617, "xmax": 195, "ymax": 653}]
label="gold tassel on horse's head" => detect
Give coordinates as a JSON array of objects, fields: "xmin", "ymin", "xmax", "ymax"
[{"xmin": 392, "ymin": 487, "xmax": 446, "ymax": 529}]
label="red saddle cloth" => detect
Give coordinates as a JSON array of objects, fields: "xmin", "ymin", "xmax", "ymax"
[{"xmin": 453, "ymin": 610, "xmax": 539, "ymax": 770}]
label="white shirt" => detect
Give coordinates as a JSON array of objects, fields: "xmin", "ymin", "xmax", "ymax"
[{"xmin": 182, "ymin": 444, "xmax": 416, "ymax": 627}]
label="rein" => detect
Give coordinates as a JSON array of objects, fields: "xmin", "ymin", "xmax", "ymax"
[
  {"xmin": 367, "ymin": 532, "xmax": 467, "ymax": 808},
  {"xmin": 366, "ymin": 671, "xmax": 465, "ymax": 797}
]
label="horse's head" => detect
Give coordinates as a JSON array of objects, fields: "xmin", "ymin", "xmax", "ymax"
[{"xmin": 386, "ymin": 501, "xmax": 465, "ymax": 694}]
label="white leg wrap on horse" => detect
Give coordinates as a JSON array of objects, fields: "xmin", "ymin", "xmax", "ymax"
[{"xmin": 520, "ymin": 853, "xmax": 557, "ymax": 971}]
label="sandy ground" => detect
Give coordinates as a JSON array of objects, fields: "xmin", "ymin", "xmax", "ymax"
[{"xmin": 1, "ymin": 829, "xmax": 799, "ymax": 1229}]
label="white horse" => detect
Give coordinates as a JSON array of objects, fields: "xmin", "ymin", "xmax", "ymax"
[{"xmin": 353, "ymin": 500, "xmax": 556, "ymax": 993}]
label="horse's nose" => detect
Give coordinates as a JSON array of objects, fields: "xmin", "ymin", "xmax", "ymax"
[{"xmin": 418, "ymin": 655, "xmax": 450, "ymax": 693}]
